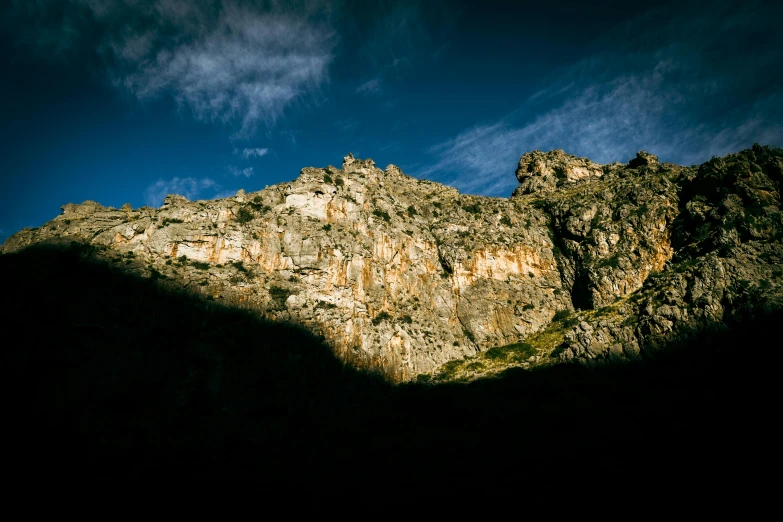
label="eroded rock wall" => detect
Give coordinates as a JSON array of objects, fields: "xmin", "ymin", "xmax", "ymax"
[
  {"xmin": 5, "ymin": 146, "xmax": 782, "ymax": 380},
  {"xmin": 3, "ymin": 153, "xmax": 571, "ymax": 381}
]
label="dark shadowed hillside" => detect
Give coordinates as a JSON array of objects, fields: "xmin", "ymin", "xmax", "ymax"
[{"xmin": 2, "ymin": 244, "xmax": 777, "ymax": 491}]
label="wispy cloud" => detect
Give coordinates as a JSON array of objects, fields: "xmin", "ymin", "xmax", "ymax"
[
  {"xmin": 423, "ymin": 1, "xmax": 783, "ymax": 196},
  {"xmin": 334, "ymin": 118, "xmax": 359, "ymax": 132},
  {"xmin": 236, "ymin": 147, "xmax": 269, "ymax": 159},
  {"xmin": 229, "ymin": 166, "xmax": 255, "ymax": 178},
  {"xmin": 144, "ymin": 177, "xmax": 219, "ymax": 207},
  {"xmin": 421, "ymin": 123, "xmax": 526, "ymax": 196},
  {"xmin": 14, "ymin": 1, "xmax": 337, "ymax": 136},
  {"xmin": 278, "ymin": 130, "xmax": 302, "ymax": 144},
  {"xmin": 356, "ymin": 78, "xmax": 382, "ymax": 96}
]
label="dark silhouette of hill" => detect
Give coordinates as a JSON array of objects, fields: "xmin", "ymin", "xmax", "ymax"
[{"xmin": 2, "ymin": 244, "xmax": 776, "ymax": 491}]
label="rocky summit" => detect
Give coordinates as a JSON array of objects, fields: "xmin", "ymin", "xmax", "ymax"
[{"xmin": 4, "ymin": 145, "xmax": 782, "ymax": 382}]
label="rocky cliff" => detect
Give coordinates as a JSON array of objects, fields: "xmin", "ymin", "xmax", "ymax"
[{"xmin": 4, "ymin": 145, "xmax": 782, "ymax": 382}]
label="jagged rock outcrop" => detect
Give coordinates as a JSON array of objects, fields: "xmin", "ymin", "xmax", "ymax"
[
  {"xmin": 4, "ymin": 145, "xmax": 782, "ymax": 382},
  {"xmin": 512, "ymin": 149, "xmax": 607, "ymax": 196},
  {"xmin": 3, "ymin": 153, "xmax": 571, "ymax": 381},
  {"xmin": 530, "ymin": 150, "xmax": 678, "ymax": 309},
  {"xmin": 556, "ymin": 145, "xmax": 783, "ymax": 365},
  {"xmin": 428, "ymin": 144, "xmax": 783, "ymax": 382}
]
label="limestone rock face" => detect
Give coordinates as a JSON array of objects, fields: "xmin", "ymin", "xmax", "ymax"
[
  {"xmin": 426, "ymin": 144, "xmax": 783, "ymax": 383},
  {"xmin": 512, "ymin": 149, "xmax": 605, "ymax": 196},
  {"xmin": 3, "ymin": 152, "xmax": 570, "ymax": 381},
  {"xmin": 628, "ymin": 150, "xmax": 659, "ymax": 168},
  {"xmin": 5, "ymin": 145, "xmax": 782, "ymax": 382},
  {"xmin": 537, "ymin": 156, "xmax": 677, "ymax": 309},
  {"xmin": 526, "ymin": 145, "xmax": 783, "ymax": 366}
]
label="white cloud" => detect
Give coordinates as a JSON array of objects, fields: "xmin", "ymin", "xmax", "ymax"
[
  {"xmin": 144, "ymin": 177, "xmax": 218, "ymax": 207},
  {"xmin": 237, "ymin": 147, "xmax": 269, "ymax": 159},
  {"xmin": 229, "ymin": 166, "xmax": 255, "ymax": 178},
  {"xmin": 43, "ymin": 1, "xmax": 338, "ymax": 136}
]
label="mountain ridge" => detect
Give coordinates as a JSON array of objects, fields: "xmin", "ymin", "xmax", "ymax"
[{"xmin": 4, "ymin": 145, "xmax": 782, "ymax": 382}]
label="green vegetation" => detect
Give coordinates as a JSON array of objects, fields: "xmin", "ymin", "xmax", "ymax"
[
  {"xmin": 323, "ymin": 224, "xmax": 332, "ymax": 231},
  {"xmin": 462, "ymin": 327, "xmax": 476, "ymax": 342},
  {"xmin": 248, "ymin": 197, "xmax": 271, "ymax": 213},
  {"xmin": 430, "ymin": 306, "xmax": 587, "ymax": 383},
  {"xmin": 231, "ymin": 260, "xmax": 248, "ymax": 273},
  {"xmin": 191, "ymin": 261, "xmax": 211, "ymax": 270},
  {"xmin": 407, "ymin": 205, "xmax": 418, "ymax": 217},
  {"xmin": 531, "ymin": 198, "xmax": 547, "ymax": 210},
  {"xmin": 485, "ymin": 342, "xmax": 536, "ymax": 362},
  {"xmin": 323, "ymin": 174, "xmax": 333, "ymax": 184},
  {"xmin": 597, "ymin": 255, "xmax": 621, "ymax": 269},
  {"xmin": 161, "ymin": 218, "xmax": 185, "ymax": 226},
  {"xmin": 269, "ymin": 285, "xmax": 292, "ymax": 310},
  {"xmin": 464, "ymin": 361, "xmax": 485, "ymax": 372},
  {"xmin": 372, "ymin": 311, "xmax": 392, "ymax": 325},
  {"xmin": 335, "ymin": 177, "xmax": 344, "ymax": 187},
  {"xmin": 552, "ymin": 309, "xmax": 577, "ymax": 326},
  {"xmin": 462, "ymin": 202, "xmax": 481, "ymax": 214},
  {"xmin": 500, "ymin": 215, "xmax": 512, "ymax": 227},
  {"xmin": 236, "ymin": 206, "xmax": 255, "ymax": 224},
  {"xmin": 435, "ymin": 359, "xmax": 463, "ymax": 379},
  {"xmin": 373, "ymin": 210, "xmax": 391, "ymax": 222}
]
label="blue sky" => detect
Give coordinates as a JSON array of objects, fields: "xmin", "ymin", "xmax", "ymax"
[{"xmin": 2, "ymin": 0, "xmax": 782, "ymax": 243}]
